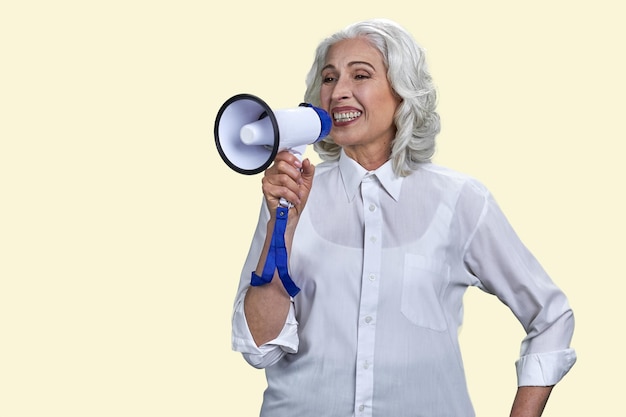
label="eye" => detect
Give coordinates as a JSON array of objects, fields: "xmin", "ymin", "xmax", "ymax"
[
  {"xmin": 355, "ymin": 73, "xmax": 371, "ymax": 80},
  {"xmin": 322, "ymin": 75, "xmax": 336, "ymax": 84}
]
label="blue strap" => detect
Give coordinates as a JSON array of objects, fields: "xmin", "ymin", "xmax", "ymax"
[{"xmin": 250, "ymin": 207, "xmax": 301, "ymax": 297}]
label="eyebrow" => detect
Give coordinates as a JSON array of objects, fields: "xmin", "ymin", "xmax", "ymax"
[{"xmin": 321, "ymin": 61, "xmax": 377, "ymax": 72}]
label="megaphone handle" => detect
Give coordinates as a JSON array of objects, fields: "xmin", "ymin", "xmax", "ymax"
[{"xmin": 278, "ymin": 146, "xmax": 305, "ymax": 208}]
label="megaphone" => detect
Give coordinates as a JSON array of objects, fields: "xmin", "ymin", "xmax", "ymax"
[{"xmin": 214, "ymin": 93, "xmax": 332, "ymax": 175}]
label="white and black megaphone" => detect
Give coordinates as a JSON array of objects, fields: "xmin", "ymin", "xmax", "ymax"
[{"xmin": 214, "ymin": 93, "xmax": 332, "ymax": 175}]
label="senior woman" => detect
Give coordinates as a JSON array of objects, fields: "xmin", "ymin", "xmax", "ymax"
[{"xmin": 231, "ymin": 18, "xmax": 576, "ymax": 417}]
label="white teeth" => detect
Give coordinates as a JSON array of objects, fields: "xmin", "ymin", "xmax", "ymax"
[{"xmin": 333, "ymin": 111, "xmax": 362, "ymax": 122}]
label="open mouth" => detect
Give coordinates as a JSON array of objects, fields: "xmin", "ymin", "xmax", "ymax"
[{"xmin": 333, "ymin": 111, "xmax": 362, "ymax": 123}]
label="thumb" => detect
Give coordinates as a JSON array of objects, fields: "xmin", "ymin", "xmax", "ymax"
[
  {"xmin": 300, "ymin": 158, "xmax": 315, "ymax": 188},
  {"xmin": 291, "ymin": 158, "xmax": 315, "ymax": 218}
]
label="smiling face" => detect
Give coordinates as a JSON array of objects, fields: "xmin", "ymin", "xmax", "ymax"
[{"xmin": 319, "ymin": 37, "xmax": 401, "ymax": 169}]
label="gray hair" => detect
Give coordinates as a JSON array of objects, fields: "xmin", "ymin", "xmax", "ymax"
[{"xmin": 304, "ymin": 19, "xmax": 440, "ymax": 176}]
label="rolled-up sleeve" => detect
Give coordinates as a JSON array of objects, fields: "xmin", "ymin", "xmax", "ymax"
[
  {"xmin": 515, "ymin": 348, "xmax": 577, "ymax": 386},
  {"xmin": 463, "ymin": 188, "xmax": 577, "ymax": 386},
  {"xmin": 232, "ymin": 293, "xmax": 299, "ymax": 368}
]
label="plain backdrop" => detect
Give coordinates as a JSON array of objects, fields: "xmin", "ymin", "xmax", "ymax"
[{"xmin": 1, "ymin": 1, "xmax": 624, "ymax": 416}]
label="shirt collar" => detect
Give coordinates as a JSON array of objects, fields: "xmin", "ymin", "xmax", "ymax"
[{"xmin": 338, "ymin": 149, "xmax": 404, "ymax": 202}]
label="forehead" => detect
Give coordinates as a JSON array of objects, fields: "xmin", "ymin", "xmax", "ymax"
[{"xmin": 324, "ymin": 37, "xmax": 385, "ymax": 69}]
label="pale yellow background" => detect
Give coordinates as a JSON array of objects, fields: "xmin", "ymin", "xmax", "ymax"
[{"xmin": 1, "ymin": 1, "xmax": 624, "ymax": 416}]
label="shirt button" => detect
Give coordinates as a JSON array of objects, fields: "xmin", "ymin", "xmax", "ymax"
[
  {"xmin": 363, "ymin": 360, "xmax": 370, "ymax": 369},
  {"xmin": 358, "ymin": 404, "xmax": 365, "ymax": 412},
  {"xmin": 370, "ymin": 236, "xmax": 377, "ymax": 243},
  {"xmin": 368, "ymin": 273, "xmax": 376, "ymax": 281},
  {"xmin": 369, "ymin": 204, "xmax": 376, "ymax": 212},
  {"xmin": 365, "ymin": 316, "xmax": 373, "ymax": 323}
]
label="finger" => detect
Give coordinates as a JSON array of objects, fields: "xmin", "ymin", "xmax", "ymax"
[
  {"xmin": 262, "ymin": 175, "xmax": 302, "ymax": 206},
  {"xmin": 265, "ymin": 159, "xmax": 302, "ymax": 182},
  {"xmin": 273, "ymin": 150, "xmax": 303, "ymax": 169}
]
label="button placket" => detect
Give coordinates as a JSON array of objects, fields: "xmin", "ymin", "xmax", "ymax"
[{"xmin": 353, "ymin": 176, "xmax": 382, "ymax": 417}]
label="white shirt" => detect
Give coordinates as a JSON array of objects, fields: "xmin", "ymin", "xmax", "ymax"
[{"xmin": 232, "ymin": 151, "xmax": 576, "ymax": 417}]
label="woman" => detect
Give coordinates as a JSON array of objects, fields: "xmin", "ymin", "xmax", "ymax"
[{"xmin": 231, "ymin": 18, "xmax": 576, "ymax": 417}]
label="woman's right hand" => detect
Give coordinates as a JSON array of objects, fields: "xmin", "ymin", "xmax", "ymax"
[{"xmin": 261, "ymin": 150, "xmax": 315, "ymax": 220}]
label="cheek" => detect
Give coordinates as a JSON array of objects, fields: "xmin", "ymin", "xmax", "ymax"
[
  {"xmin": 319, "ymin": 87, "xmax": 331, "ymax": 107},
  {"xmin": 381, "ymin": 95, "xmax": 401, "ymax": 123}
]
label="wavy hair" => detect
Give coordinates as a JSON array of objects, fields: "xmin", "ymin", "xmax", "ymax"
[{"xmin": 304, "ymin": 19, "xmax": 440, "ymax": 176}]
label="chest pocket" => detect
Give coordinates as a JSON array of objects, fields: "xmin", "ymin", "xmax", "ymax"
[{"xmin": 401, "ymin": 254, "xmax": 451, "ymax": 331}]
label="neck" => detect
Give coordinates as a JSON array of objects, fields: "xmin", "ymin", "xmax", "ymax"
[{"xmin": 343, "ymin": 143, "xmax": 391, "ymax": 171}]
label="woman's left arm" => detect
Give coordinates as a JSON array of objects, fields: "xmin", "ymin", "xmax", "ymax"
[
  {"xmin": 461, "ymin": 184, "xmax": 576, "ymax": 414},
  {"xmin": 509, "ymin": 386, "xmax": 553, "ymax": 417}
]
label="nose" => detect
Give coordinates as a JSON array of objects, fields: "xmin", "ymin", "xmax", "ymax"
[{"xmin": 331, "ymin": 76, "xmax": 351, "ymax": 102}]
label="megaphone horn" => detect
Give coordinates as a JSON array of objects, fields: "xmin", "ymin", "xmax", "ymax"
[{"xmin": 214, "ymin": 94, "xmax": 332, "ymax": 175}]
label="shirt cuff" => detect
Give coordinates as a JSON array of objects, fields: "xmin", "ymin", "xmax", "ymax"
[
  {"xmin": 232, "ymin": 298, "xmax": 299, "ymax": 369},
  {"xmin": 515, "ymin": 348, "xmax": 577, "ymax": 386}
]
